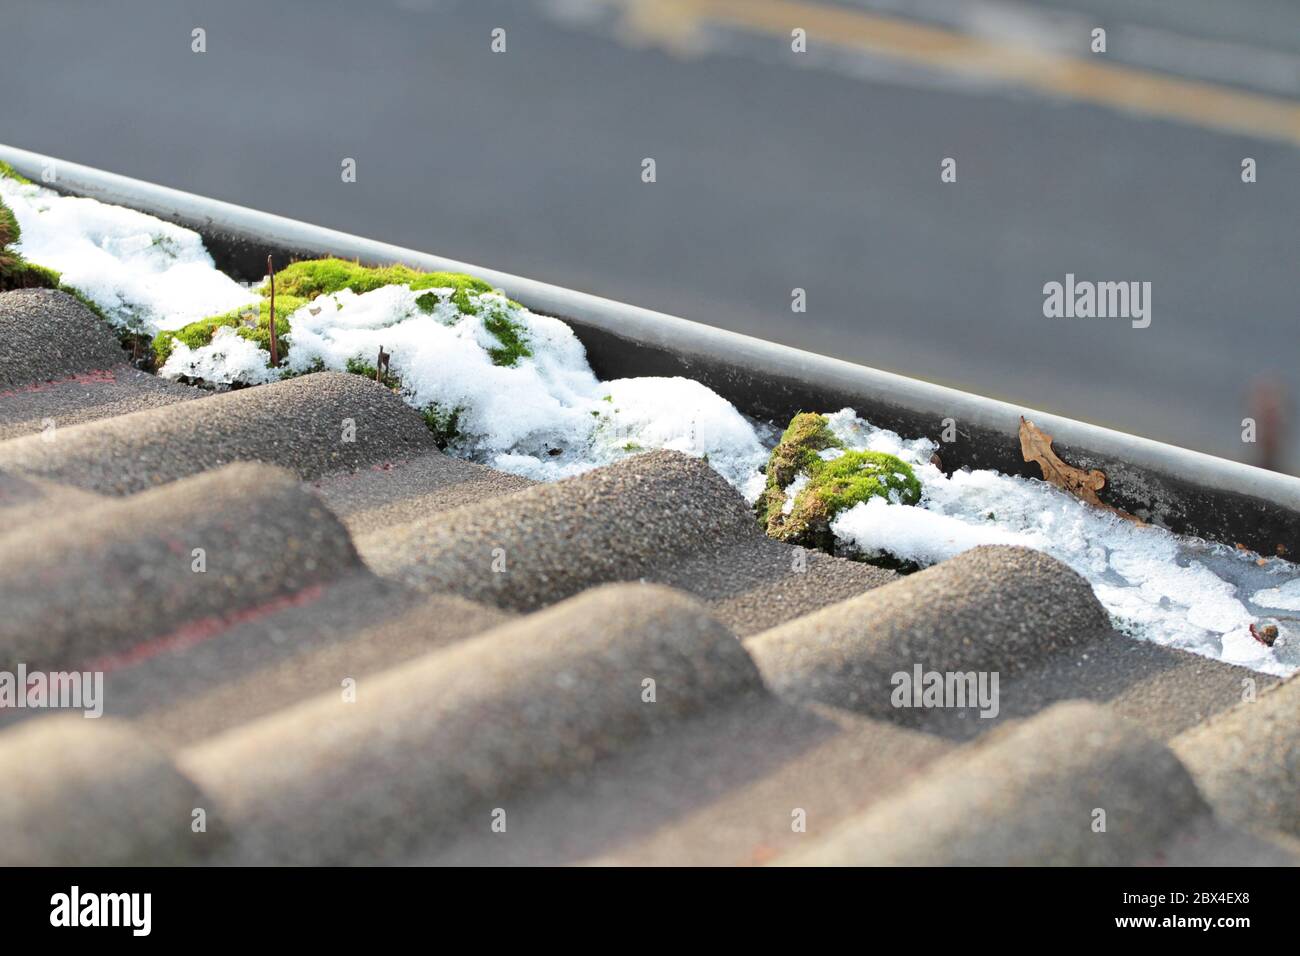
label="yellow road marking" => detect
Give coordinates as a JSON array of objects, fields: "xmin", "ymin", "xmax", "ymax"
[{"xmin": 612, "ymin": 0, "xmax": 1300, "ymax": 146}]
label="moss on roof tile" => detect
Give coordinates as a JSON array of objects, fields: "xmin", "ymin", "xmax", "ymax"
[
  {"xmin": 262, "ymin": 258, "xmax": 495, "ymax": 314},
  {"xmin": 757, "ymin": 412, "xmax": 920, "ymax": 551}
]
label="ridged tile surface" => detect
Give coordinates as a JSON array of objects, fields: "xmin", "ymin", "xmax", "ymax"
[{"xmin": 0, "ymin": 290, "xmax": 1294, "ymax": 866}]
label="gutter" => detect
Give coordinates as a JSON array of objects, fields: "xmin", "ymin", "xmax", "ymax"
[{"xmin": 3, "ymin": 143, "xmax": 1297, "ymax": 556}]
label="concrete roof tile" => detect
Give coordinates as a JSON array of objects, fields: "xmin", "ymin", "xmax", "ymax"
[{"xmin": 0, "ymin": 249, "xmax": 1293, "ymax": 868}]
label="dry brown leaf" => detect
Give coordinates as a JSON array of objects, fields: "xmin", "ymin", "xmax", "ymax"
[{"xmin": 1018, "ymin": 417, "xmax": 1142, "ymax": 524}]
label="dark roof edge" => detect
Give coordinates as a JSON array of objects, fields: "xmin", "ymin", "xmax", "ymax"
[{"xmin": 3, "ymin": 144, "xmax": 1297, "ymax": 554}]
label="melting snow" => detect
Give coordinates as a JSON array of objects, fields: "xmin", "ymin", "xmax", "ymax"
[
  {"xmin": 1250, "ymin": 578, "xmax": 1300, "ymax": 612},
  {"xmin": 820, "ymin": 409, "xmax": 1298, "ymax": 677},
  {"xmin": 160, "ymin": 326, "xmax": 280, "ymax": 386},
  {"xmin": 171, "ymin": 283, "xmax": 771, "ymax": 488},
  {"xmin": 0, "ymin": 175, "xmax": 257, "ymax": 332}
]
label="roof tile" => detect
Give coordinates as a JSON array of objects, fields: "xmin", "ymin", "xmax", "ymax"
[
  {"xmin": 0, "ymin": 370, "xmax": 436, "ymax": 494},
  {"xmin": 0, "ymin": 462, "xmax": 356, "ymax": 669},
  {"xmin": 779, "ymin": 702, "xmax": 1225, "ymax": 866},
  {"xmin": 0, "ymin": 280, "xmax": 1293, "ymax": 867}
]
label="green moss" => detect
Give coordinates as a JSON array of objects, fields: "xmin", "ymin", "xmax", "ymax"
[
  {"xmin": 812, "ymin": 450, "xmax": 921, "ymax": 513},
  {"xmin": 22, "ymin": 260, "xmax": 62, "ymax": 288},
  {"xmin": 0, "ymin": 161, "xmax": 32, "ymax": 185},
  {"xmin": 762, "ymin": 413, "xmax": 842, "ymax": 495},
  {"xmin": 1, "ymin": 259, "xmax": 62, "ymax": 291},
  {"xmin": 263, "ymin": 258, "xmax": 493, "ymax": 312},
  {"xmin": 481, "ymin": 304, "xmax": 532, "ymax": 366},
  {"xmin": 152, "ymin": 295, "xmax": 305, "ymax": 367},
  {"xmin": 757, "ymin": 412, "xmax": 920, "ymax": 550},
  {"xmin": 420, "ymin": 403, "xmax": 462, "ymax": 448}
]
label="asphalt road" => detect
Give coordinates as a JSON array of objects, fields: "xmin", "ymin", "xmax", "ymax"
[{"xmin": 2, "ymin": 0, "xmax": 1299, "ymax": 468}]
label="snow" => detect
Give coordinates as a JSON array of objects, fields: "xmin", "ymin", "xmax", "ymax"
[
  {"xmin": 276, "ymin": 285, "xmax": 771, "ymax": 487},
  {"xmin": 0, "ymin": 174, "xmax": 258, "ymax": 332},
  {"xmin": 594, "ymin": 376, "xmax": 769, "ymax": 490},
  {"xmin": 814, "ymin": 408, "xmax": 1297, "ymax": 677},
  {"xmin": 833, "ymin": 496, "xmax": 1030, "ymax": 564},
  {"xmin": 159, "ymin": 326, "xmax": 280, "ymax": 386},
  {"xmin": 1250, "ymin": 578, "xmax": 1300, "ymax": 611},
  {"xmin": 782, "ymin": 473, "xmax": 809, "ymax": 515}
]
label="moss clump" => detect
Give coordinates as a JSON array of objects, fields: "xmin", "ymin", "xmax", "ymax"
[
  {"xmin": 0, "ymin": 161, "xmax": 32, "ymax": 185},
  {"xmin": 810, "ymin": 450, "xmax": 921, "ymax": 514},
  {"xmin": 414, "ymin": 291, "xmax": 440, "ymax": 314},
  {"xmin": 420, "ymin": 403, "xmax": 462, "ymax": 448},
  {"xmin": 152, "ymin": 295, "xmax": 306, "ymax": 367},
  {"xmin": 2, "ymin": 259, "xmax": 61, "ymax": 291},
  {"xmin": 757, "ymin": 412, "xmax": 920, "ymax": 551},
  {"xmin": 761, "ymin": 412, "xmax": 841, "ymax": 493},
  {"xmin": 263, "ymin": 258, "xmax": 495, "ymax": 312},
  {"xmin": 480, "ymin": 302, "xmax": 532, "ymax": 366}
]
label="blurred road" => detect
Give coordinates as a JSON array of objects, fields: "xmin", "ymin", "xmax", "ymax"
[{"xmin": 2, "ymin": 0, "xmax": 1299, "ymax": 467}]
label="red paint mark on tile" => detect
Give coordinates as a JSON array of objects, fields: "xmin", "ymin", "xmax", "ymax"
[
  {"xmin": 0, "ymin": 368, "xmax": 119, "ymax": 401},
  {"xmin": 85, "ymin": 584, "xmax": 328, "ymax": 674}
]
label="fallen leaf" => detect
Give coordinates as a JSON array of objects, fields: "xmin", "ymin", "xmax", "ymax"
[{"xmin": 1019, "ymin": 417, "xmax": 1142, "ymax": 524}]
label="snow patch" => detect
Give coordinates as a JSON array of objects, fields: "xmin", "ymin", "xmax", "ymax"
[
  {"xmin": 158, "ymin": 326, "xmax": 279, "ymax": 386},
  {"xmin": 0, "ymin": 175, "xmax": 258, "ymax": 332},
  {"xmin": 834, "ymin": 496, "xmax": 1031, "ymax": 565},
  {"xmin": 1251, "ymin": 578, "xmax": 1300, "ymax": 611},
  {"xmin": 281, "ymin": 285, "xmax": 769, "ymax": 487},
  {"xmin": 781, "ymin": 472, "xmax": 810, "ymax": 515}
]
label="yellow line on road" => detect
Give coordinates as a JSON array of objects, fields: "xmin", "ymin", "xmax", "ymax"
[{"xmin": 619, "ymin": 0, "xmax": 1300, "ymax": 146}]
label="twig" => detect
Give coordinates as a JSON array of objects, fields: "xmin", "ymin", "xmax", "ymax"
[{"xmin": 267, "ymin": 254, "xmax": 278, "ymax": 366}]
